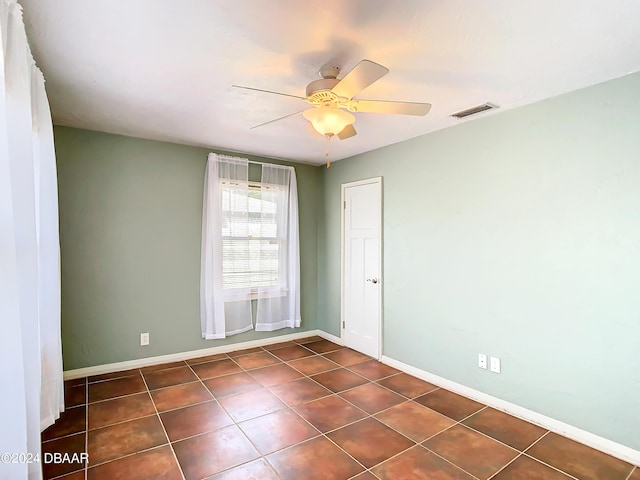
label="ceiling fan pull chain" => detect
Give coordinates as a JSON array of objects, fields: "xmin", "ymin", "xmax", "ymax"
[{"xmin": 325, "ymin": 134, "xmax": 332, "ymax": 168}]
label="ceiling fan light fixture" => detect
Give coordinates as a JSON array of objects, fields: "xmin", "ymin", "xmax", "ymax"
[{"xmin": 303, "ymin": 106, "xmax": 355, "ymax": 137}]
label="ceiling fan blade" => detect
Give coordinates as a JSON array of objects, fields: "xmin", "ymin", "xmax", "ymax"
[
  {"xmin": 351, "ymin": 100, "xmax": 432, "ymax": 116},
  {"xmin": 232, "ymin": 85, "xmax": 306, "ymax": 100},
  {"xmin": 337, "ymin": 124, "xmax": 357, "ymax": 140},
  {"xmin": 251, "ymin": 110, "xmax": 305, "ymax": 129},
  {"xmin": 331, "ymin": 60, "xmax": 389, "ymax": 99}
]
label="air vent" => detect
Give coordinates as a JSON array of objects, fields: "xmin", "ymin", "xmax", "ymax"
[{"xmin": 450, "ymin": 103, "xmax": 499, "ymax": 119}]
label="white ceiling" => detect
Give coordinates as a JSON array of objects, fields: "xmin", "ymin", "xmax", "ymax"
[{"xmin": 20, "ymin": 0, "xmax": 640, "ymax": 165}]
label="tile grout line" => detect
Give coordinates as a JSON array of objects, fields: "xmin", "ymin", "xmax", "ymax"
[
  {"xmin": 411, "ymin": 405, "xmax": 490, "ymax": 448},
  {"xmin": 413, "ymin": 404, "xmax": 547, "ymax": 480},
  {"xmin": 86, "ymin": 370, "xmax": 144, "ymax": 384},
  {"xmin": 180, "ymin": 347, "xmax": 288, "ymax": 479},
  {"xmin": 139, "ymin": 369, "xmax": 187, "ymax": 480},
  {"xmin": 57, "ymin": 338, "xmax": 630, "ymax": 480},
  {"xmin": 182, "ymin": 356, "xmax": 285, "ymax": 480},
  {"xmin": 170, "ymin": 360, "xmax": 233, "ymax": 477},
  {"xmin": 84, "ymin": 376, "xmax": 88, "ymax": 480},
  {"xmin": 460, "ymin": 420, "xmax": 549, "ymax": 455},
  {"xmin": 63, "ymin": 341, "xmax": 441, "ymax": 478},
  {"xmin": 349, "ymin": 392, "xmax": 520, "ymax": 479},
  {"xmin": 242, "ymin": 361, "xmax": 374, "ymax": 451},
  {"xmin": 82, "ymin": 344, "xmax": 422, "ymax": 477},
  {"xmin": 420, "ymin": 446, "xmax": 482, "ymax": 479},
  {"xmin": 153, "ymin": 397, "xmax": 216, "ymax": 415},
  {"xmin": 382, "ymin": 399, "xmax": 465, "ymax": 442},
  {"xmin": 87, "ymin": 412, "xmax": 161, "ymax": 435},
  {"xmin": 453, "ymin": 408, "xmax": 547, "ymax": 452},
  {"xmin": 41, "ymin": 430, "xmax": 89, "ymax": 446},
  {"xmin": 216, "ymin": 344, "xmax": 379, "ymax": 477},
  {"xmin": 517, "ymin": 431, "xmax": 588, "ymax": 480},
  {"xmin": 521, "ymin": 430, "xmax": 550, "ymax": 455},
  {"xmin": 89, "ymin": 349, "xmax": 294, "ymax": 470},
  {"xmin": 80, "ymin": 443, "xmax": 183, "ymax": 470},
  {"xmin": 460, "ymin": 419, "xmax": 548, "ymax": 454},
  {"xmin": 257, "ymin": 349, "xmax": 447, "ymax": 477},
  {"xmin": 485, "ymin": 452, "xmax": 523, "ymax": 480},
  {"xmin": 264, "ymin": 351, "xmax": 376, "ymax": 416},
  {"xmin": 85, "ymin": 389, "xmax": 146, "ymax": 404},
  {"xmin": 520, "ymin": 452, "xmax": 589, "ymax": 480},
  {"xmin": 86, "ymin": 358, "xmax": 286, "ymax": 406},
  {"xmin": 255, "ymin": 346, "xmax": 468, "ymax": 477},
  {"xmin": 59, "ymin": 342, "xmax": 443, "ymax": 478},
  {"xmin": 213, "ymin": 368, "xmax": 343, "ymax": 480},
  {"xmin": 355, "ymin": 413, "xmax": 484, "ymax": 480},
  {"xmin": 366, "ymin": 392, "xmax": 487, "ymax": 478},
  {"xmin": 520, "ymin": 452, "xmax": 583, "ymax": 480},
  {"xmin": 81, "ymin": 378, "xmax": 228, "ymax": 440}
]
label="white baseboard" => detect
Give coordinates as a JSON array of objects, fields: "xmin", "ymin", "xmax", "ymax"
[
  {"xmin": 64, "ymin": 329, "xmax": 323, "ymax": 380},
  {"xmin": 381, "ymin": 355, "xmax": 640, "ymax": 467},
  {"xmin": 316, "ymin": 330, "xmax": 343, "ymax": 345}
]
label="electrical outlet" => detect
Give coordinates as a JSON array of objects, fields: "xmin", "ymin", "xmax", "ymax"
[
  {"xmin": 490, "ymin": 356, "xmax": 501, "ymax": 373},
  {"xmin": 140, "ymin": 332, "xmax": 149, "ymax": 346},
  {"xmin": 478, "ymin": 353, "xmax": 487, "ymax": 369}
]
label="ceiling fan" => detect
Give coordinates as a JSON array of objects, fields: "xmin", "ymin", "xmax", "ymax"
[{"xmin": 233, "ymin": 60, "xmax": 431, "ymax": 140}]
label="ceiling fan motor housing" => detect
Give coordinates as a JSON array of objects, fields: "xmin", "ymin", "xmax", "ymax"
[{"xmin": 306, "ymin": 78, "xmax": 341, "ymax": 105}]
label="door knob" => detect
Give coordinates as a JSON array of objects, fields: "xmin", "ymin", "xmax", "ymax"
[{"xmin": 366, "ymin": 278, "xmax": 378, "ymax": 284}]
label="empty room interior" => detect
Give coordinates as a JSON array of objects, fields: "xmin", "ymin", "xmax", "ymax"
[{"xmin": 3, "ymin": 1, "xmax": 640, "ymax": 479}]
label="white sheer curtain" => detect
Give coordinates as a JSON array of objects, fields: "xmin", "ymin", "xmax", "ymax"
[
  {"xmin": 33, "ymin": 66, "xmax": 64, "ymax": 431},
  {"xmin": 200, "ymin": 156, "xmax": 301, "ymax": 338},
  {"xmin": 200, "ymin": 153, "xmax": 252, "ymax": 339},
  {"xmin": 255, "ymin": 164, "xmax": 301, "ymax": 331},
  {"xmin": 0, "ymin": 1, "xmax": 63, "ymax": 479}
]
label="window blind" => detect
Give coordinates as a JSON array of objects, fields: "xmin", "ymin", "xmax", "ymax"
[{"xmin": 220, "ymin": 183, "xmax": 284, "ymax": 290}]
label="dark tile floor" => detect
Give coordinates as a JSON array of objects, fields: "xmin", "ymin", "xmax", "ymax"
[{"xmin": 43, "ymin": 337, "xmax": 638, "ymax": 480}]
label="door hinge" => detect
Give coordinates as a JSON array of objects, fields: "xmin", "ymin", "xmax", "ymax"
[
  {"xmin": 342, "ymin": 320, "xmax": 345, "ymax": 329},
  {"xmin": 343, "ymin": 200, "xmax": 346, "ymax": 209}
]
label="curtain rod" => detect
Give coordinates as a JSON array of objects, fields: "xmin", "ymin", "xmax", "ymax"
[{"xmin": 215, "ymin": 153, "xmax": 293, "ymax": 169}]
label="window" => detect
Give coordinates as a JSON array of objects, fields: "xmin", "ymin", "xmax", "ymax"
[
  {"xmin": 200, "ymin": 153, "xmax": 302, "ymax": 340},
  {"xmin": 220, "ymin": 181, "xmax": 285, "ymax": 296},
  {"xmin": 200, "ymin": 154, "xmax": 301, "ymax": 339}
]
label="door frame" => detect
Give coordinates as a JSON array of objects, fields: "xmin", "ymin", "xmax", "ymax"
[{"xmin": 340, "ymin": 177, "xmax": 383, "ymax": 360}]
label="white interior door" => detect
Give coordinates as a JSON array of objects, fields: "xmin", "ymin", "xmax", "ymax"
[{"xmin": 342, "ymin": 178, "xmax": 382, "ymax": 359}]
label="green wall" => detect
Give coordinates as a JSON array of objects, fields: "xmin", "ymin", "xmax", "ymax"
[
  {"xmin": 55, "ymin": 127, "xmax": 319, "ymax": 370},
  {"xmin": 318, "ymin": 73, "xmax": 640, "ymax": 450},
  {"xmin": 56, "ymin": 73, "xmax": 640, "ymax": 451}
]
